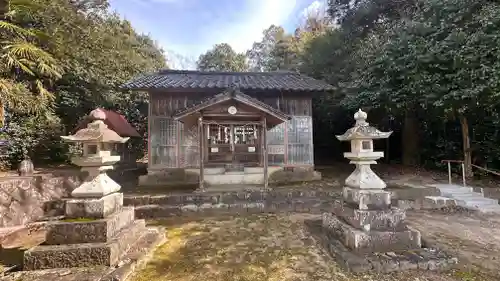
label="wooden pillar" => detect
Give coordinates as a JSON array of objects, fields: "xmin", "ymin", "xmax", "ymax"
[
  {"xmin": 198, "ymin": 115, "xmax": 204, "ymax": 190},
  {"xmin": 262, "ymin": 117, "xmax": 268, "ymax": 189},
  {"xmin": 176, "ymin": 121, "xmax": 181, "ymax": 168},
  {"xmin": 147, "ymin": 95, "xmax": 152, "ymax": 169},
  {"xmin": 284, "ymin": 120, "xmax": 288, "ymax": 165}
]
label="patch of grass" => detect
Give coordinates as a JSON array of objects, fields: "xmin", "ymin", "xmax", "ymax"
[
  {"xmin": 129, "ymin": 214, "xmax": 352, "ymax": 281},
  {"xmin": 61, "ymin": 217, "xmax": 98, "ymax": 223},
  {"xmin": 451, "ymin": 269, "xmax": 488, "ymax": 281}
]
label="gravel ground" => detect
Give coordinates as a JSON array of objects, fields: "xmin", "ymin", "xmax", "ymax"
[{"xmin": 407, "ymin": 209, "xmax": 500, "ymax": 276}]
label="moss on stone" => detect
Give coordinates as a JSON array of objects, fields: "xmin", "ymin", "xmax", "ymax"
[{"xmin": 61, "ymin": 217, "xmax": 98, "ymax": 223}]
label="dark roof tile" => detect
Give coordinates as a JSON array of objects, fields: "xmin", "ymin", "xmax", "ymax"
[{"xmin": 120, "ymin": 70, "xmax": 335, "ymax": 92}]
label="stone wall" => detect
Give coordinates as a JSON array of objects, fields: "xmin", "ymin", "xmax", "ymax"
[
  {"xmin": 0, "ymin": 166, "xmax": 144, "ymax": 227},
  {"xmin": 0, "ymin": 170, "xmax": 82, "ymax": 227}
]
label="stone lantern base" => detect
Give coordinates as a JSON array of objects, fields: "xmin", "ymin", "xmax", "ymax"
[
  {"xmin": 325, "ymin": 187, "xmax": 421, "ymax": 252},
  {"xmin": 23, "ymin": 191, "xmax": 164, "ymax": 270},
  {"xmin": 317, "ymin": 186, "xmax": 457, "ymax": 273}
]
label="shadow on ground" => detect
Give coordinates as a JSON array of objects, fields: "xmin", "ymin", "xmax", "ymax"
[{"xmin": 128, "ymin": 213, "xmax": 496, "ymax": 281}]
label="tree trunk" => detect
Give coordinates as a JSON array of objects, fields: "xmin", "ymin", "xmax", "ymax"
[
  {"xmin": 0, "ymin": 1, "xmax": 8, "ymax": 20},
  {"xmin": 459, "ymin": 115, "xmax": 473, "ymax": 178},
  {"xmin": 402, "ymin": 109, "xmax": 420, "ymax": 166}
]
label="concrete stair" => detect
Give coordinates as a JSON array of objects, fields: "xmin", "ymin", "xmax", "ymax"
[
  {"xmin": 186, "ymin": 167, "xmax": 281, "ymax": 185},
  {"xmin": 428, "ymin": 184, "xmax": 500, "ymax": 213}
]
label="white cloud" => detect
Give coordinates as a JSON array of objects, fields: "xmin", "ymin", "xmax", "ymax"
[
  {"xmin": 110, "ymin": 0, "xmax": 302, "ymax": 67},
  {"xmin": 301, "ymin": 0, "xmax": 327, "ymax": 18},
  {"xmin": 207, "ymin": 0, "xmax": 298, "ymax": 54},
  {"xmin": 165, "ymin": 50, "xmax": 197, "ymax": 70}
]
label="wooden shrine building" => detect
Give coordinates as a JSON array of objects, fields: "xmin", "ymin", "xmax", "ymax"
[{"xmin": 121, "ymin": 70, "xmax": 334, "ymax": 189}]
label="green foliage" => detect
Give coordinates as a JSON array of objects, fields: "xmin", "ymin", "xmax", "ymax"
[
  {"xmin": 0, "ymin": 0, "xmax": 166, "ymax": 169},
  {"xmin": 296, "ymin": 0, "xmax": 500, "ymax": 169},
  {"xmin": 246, "ymin": 25, "xmax": 286, "ymax": 71},
  {"xmin": 0, "ymin": 0, "xmax": 63, "ymax": 114},
  {"xmin": 197, "ymin": 43, "xmax": 248, "ymax": 72},
  {"xmin": 4, "ymin": 112, "xmax": 67, "ymax": 168}
]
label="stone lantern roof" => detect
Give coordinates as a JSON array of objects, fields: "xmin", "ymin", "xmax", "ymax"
[
  {"xmin": 336, "ymin": 109, "xmax": 392, "ymax": 141},
  {"xmin": 61, "ymin": 109, "xmax": 129, "ymax": 143}
]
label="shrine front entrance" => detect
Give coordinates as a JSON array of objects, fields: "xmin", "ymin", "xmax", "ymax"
[
  {"xmin": 173, "ymin": 88, "xmax": 290, "ymax": 189},
  {"xmin": 204, "ymin": 122, "xmax": 261, "ymax": 167}
]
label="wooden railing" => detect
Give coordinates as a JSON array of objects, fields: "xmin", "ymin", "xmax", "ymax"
[
  {"xmin": 441, "ymin": 160, "xmax": 466, "ymax": 186},
  {"xmin": 441, "ymin": 159, "xmax": 500, "ymax": 186}
]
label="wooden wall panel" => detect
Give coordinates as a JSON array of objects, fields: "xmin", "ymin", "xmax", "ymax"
[
  {"xmin": 149, "ymin": 91, "xmax": 315, "ymax": 168},
  {"xmin": 150, "ymin": 117, "xmax": 177, "ymax": 167}
]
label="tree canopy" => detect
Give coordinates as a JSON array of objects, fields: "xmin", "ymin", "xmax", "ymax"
[
  {"xmin": 0, "ymin": 0, "xmax": 166, "ymax": 167},
  {"xmin": 193, "ymin": 0, "xmax": 500, "ymax": 175},
  {"xmin": 197, "ymin": 43, "xmax": 248, "ymax": 72},
  {"xmin": 3, "ymin": 0, "xmax": 500, "ymax": 178}
]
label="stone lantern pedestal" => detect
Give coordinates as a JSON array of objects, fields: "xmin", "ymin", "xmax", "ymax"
[
  {"xmin": 318, "ymin": 109, "xmax": 456, "ymax": 272},
  {"xmin": 23, "ymin": 109, "xmax": 164, "ymax": 271}
]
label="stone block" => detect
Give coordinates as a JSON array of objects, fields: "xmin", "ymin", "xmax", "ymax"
[
  {"xmin": 322, "ymin": 213, "xmax": 421, "ymax": 253},
  {"xmin": 23, "ymin": 219, "xmax": 146, "ymax": 270},
  {"xmin": 343, "ymin": 187, "xmax": 391, "ymax": 210},
  {"xmin": 332, "ymin": 201, "xmax": 406, "ymax": 231},
  {"xmin": 65, "ymin": 192, "xmax": 123, "ymax": 219},
  {"xmin": 45, "ymin": 207, "xmax": 135, "ymax": 245},
  {"xmin": 422, "ymin": 196, "xmax": 457, "ymax": 209}
]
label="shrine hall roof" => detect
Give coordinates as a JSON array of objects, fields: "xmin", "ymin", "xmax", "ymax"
[{"xmin": 120, "ymin": 69, "xmax": 335, "ymax": 92}]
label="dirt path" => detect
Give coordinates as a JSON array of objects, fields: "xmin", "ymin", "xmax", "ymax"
[{"xmin": 407, "ymin": 210, "xmax": 500, "ymax": 275}]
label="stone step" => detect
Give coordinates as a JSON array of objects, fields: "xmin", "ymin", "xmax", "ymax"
[
  {"xmin": 24, "ymin": 219, "xmax": 146, "ymax": 270},
  {"xmin": 430, "ymin": 183, "xmax": 500, "ymax": 212},
  {"xmin": 476, "ymin": 206, "xmax": 500, "ymax": 213},
  {"xmin": 438, "ymin": 188, "xmax": 475, "ymax": 194},
  {"xmin": 451, "ymin": 193, "xmax": 498, "ymax": 201},
  {"xmin": 204, "ymin": 173, "xmax": 264, "ymax": 185},
  {"xmin": 429, "ymin": 184, "xmax": 474, "ymax": 191},
  {"xmin": 450, "ymin": 194, "xmax": 491, "ymax": 201},
  {"xmin": 124, "ymin": 190, "xmax": 339, "ymax": 207},
  {"xmin": 44, "ymin": 207, "xmax": 135, "ymax": 245},
  {"xmin": 458, "ymin": 199, "xmax": 499, "ymax": 207},
  {"xmin": 133, "ymin": 199, "xmax": 336, "ymax": 219},
  {"xmin": 185, "ymin": 167, "xmax": 280, "ymax": 176}
]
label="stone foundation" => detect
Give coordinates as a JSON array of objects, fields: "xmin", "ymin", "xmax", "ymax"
[
  {"xmin": 306, "ymin": 219, "xmax": 457, "ymax": 273},
  {"xmin": 331, "ymin": 201, "xmax": 406, "ymax": 231},
  {"xmin": 23, "ymin": 187, "xmax": 163, "ymax": 272},
  {"xmin": 65, "ymin": 192, "xmax": 124, "ymax": 219},
  {"xmin": 5, "ymin": 226, "xmax": 165, "ymax": 281},
  {"xmin": 24, "ymin": 219, "xmax": 146, "ymax": 270},
  {"xmin": 125, "ymin": 189, "xmax": 339, "ymax": 218},
  {"xmin": 322, "ymin": 212, "xmax": 421, "ymax": 253},
  {"xmin": 319, "ymin": 184, "xmax": 457, "ymax": 273},
  {"xmin": 138, "ymin": 166, "xmax": 322, "ymax": 187},
  {"xmin": 342, "ymin": 187, "xmax": 391, "ymax": 210},
  {"xmin": 44, "ymin": 207, "xmax": 135, "ymax": 245}
]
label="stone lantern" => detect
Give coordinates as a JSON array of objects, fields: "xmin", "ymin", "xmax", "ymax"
[
  {"xmin": 322, "ymin": 109, "xmax": 422, "ymax": 260},
  {"xmin": 61, "ymin": 109, "xmax": 129, "ymax": 199},
  {"xmin": 23, "ymin": 109, "xmax": 164, "ymax": 271},
  {"xmin": 336, "ymin": 108, "xmax": 392, "ymax": 190},
  {"xmin": 60, "ymin": 108, "xmax": 129, "ymax": 218}
]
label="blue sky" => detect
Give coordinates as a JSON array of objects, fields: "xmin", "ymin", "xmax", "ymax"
[{"xmin": 108, "ymin": 0, "xmax": 326, "ymax": 69}]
